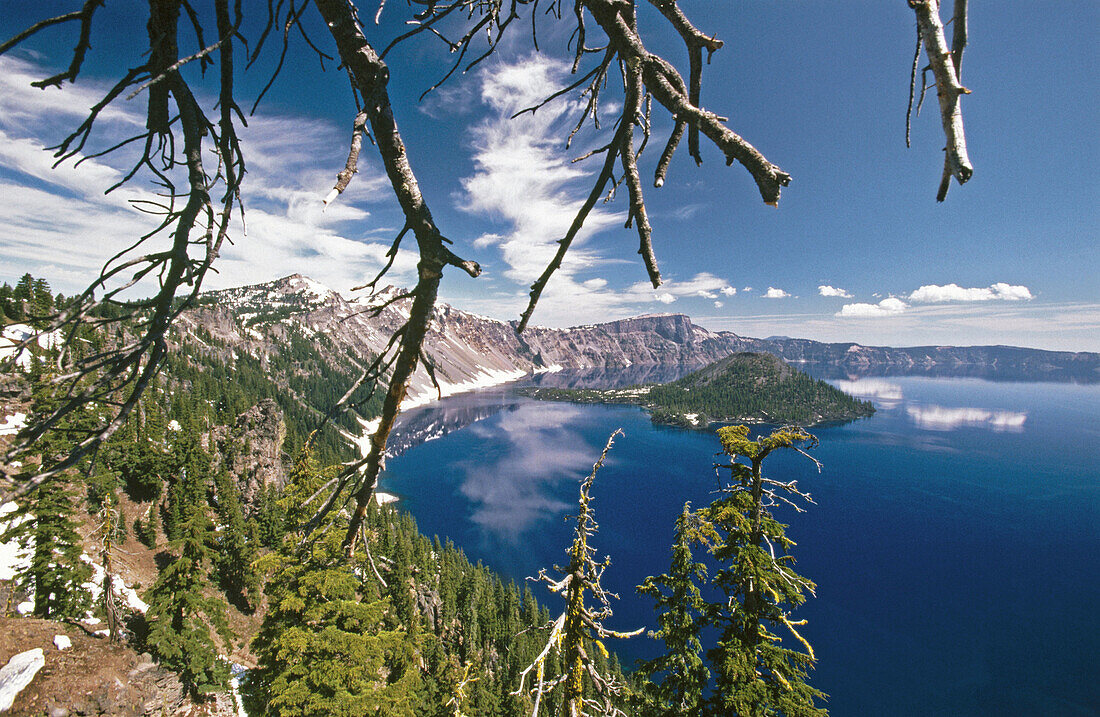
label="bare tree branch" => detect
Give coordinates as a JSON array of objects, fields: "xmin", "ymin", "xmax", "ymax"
[{"xmin": 909, "ymin": 0, "xmax": 972, "ymax": 199}]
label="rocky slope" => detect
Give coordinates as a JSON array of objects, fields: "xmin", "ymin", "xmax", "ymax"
[{"xmin": 177, "ymin": 275, "xmax": 1100, "ymax": 402}]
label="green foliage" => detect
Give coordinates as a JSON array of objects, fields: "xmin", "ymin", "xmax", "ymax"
[
  {"xmin": 133, "ymin": 506, "xmax": 159, "ymax": 549},
  {"xmin": 212, "ymin": 469, "xmax": 260, "ymax": 611},
  {"xmin": 4, "ymin": 477, "xmax": 93, "ymax": 620},
  {"xmin": 636, "ymin": 505, "xmax": 713, "ymax": 716},
  {"xmin": 163, "ymin": 323, "xmax": 383, "ymax": 466},
  {"xmin": 143, "ymin": 501, "xmax": 233, "ymax": 699},
  {"xmin": 2, "ymin": 364, "xmax": 92, "ymax": 620},
  {"xmin": 697, "ymin": 425, "xmax": 827, "ymax": 717},
  {"xmin": 249, "ymin": 455, "xmax": 421, "ymax": 716},
  {"xmin": 647, "ymin": 353, "xmax": 873, "ymax": 426}
]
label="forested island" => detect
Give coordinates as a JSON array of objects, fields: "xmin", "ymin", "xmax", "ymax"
[{"xmin": 520, "ymin": 352, "xmax": 875, "ymax": 428}]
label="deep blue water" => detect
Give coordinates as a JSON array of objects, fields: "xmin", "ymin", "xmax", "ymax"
[{"xmin": 380, "ymin": 375, "xmax": 1100, "ymax": 716}]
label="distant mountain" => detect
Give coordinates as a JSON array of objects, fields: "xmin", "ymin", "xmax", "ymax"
[
  {"xmin": 519, "ymin": 352, "xmax": 875, "ymax": 428},
  {"xmin": 646, "ymin": 351, "xmax": 875, "ymax": 425},
  {"xmin": 176, "ymin": 276, "xmax": 1100, "ymax": 426}
]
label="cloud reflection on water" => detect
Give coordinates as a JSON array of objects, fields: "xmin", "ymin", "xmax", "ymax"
[
  {"xmin": 831, "ymin": 378, "xmax": 904, "ymax": 408},
  {"xmin": 906, "ymin": 405, "xmax": 1028, "ymax": 432},
  {"xmin": 458, "ymin": 402, "xmax": 595, "ymax": 542}
]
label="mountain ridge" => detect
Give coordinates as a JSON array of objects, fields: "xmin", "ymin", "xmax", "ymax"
[{"xmin": 185, "ymin": 274, "xmax": 1100, "ymax": 389}]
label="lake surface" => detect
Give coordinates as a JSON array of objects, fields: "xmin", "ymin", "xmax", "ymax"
[{"xmin": 380, "ymin": 373, "xmax": 1100, "ymax": 716}]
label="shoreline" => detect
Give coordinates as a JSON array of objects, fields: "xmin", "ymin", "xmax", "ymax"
[{"xmin": 347, "ymin": 366, "xmax": 533, "ymax": 505}]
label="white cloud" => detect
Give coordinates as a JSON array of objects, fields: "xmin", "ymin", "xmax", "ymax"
[
  {"xmin": 460, "ymin": 55, "xmax": 620, "ymax": 289},
  {"xmin": 818, "ymin": 285, "xmax": 853, "ymax": 298},
  {"xmin": 721, "ymin": 286, "xmax": 737, "ymax": 296},
  {"xmin": 713, "ymin": 300, "xmax": 723, "ymax": 308},
  {"xmin": 763, "ymin": 287, "xmax": 790, "ymax": 299},
  {"xmin": 655, "ymin": 292, "xmax": 676, "ymax": 304},
  {"xmin": 909, "ymin": 282, "xmax": 1033, "ymax": 303},
  {"xmin": 837, "ymin": 297, "xmax": 908, "ymax": 317},
  {"xmin": 0, "ymin": 55, "xmax": 415, "ymax": 295},
  {"xmin": 743, "ymin": 286, "xmax": 753, "ymax": 292}
]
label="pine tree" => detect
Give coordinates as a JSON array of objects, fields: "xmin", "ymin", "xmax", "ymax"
[
  {"xmin": 10, "ymin": 477, "xmax": 92, "ymax": 620},
  {"xmin": 699, "ymin": 425, "xmax": 827, "ymax": 717},
  {"xmin": 2, "ymin": 367, "xmax": 92, "ymax": 620},
  {"xmin": 514, "ymin": 430, "xmax": 640, "ymax": 717},
  {"xmin": 636, "ymin": 504, "xmax": 713, "ymax": 716},
  {"xmin": 249, "ymin": 453, "xmax": 422, "ymax": 716},
  {"xmin": 212, "ymin": 469, "xmax": 259, "ymax": 611},
  {"xmin": 143, "ymin": 500, "xmax": 233, "ymax": 699}
]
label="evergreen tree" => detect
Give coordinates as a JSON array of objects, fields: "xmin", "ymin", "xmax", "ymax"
[
  {"xmin": 636, "ymin": 504, "xmax": 712, "ymax": 716},
  {"xmin": 143, "ymin": 500, "xmax": 233, "ymax": 700},
  {"xmin": 212, "ymin": 469, "xmax": 259, "ymax": 611},
  {"xmin": 515, "ymin": 430, "xmax": 639, "ymax": 717},
  {"xmin": 9, "ymin": 477, "xmax": 93, "ymax": 620},
  {"xmin": 249, "ymin": 453, "xmax": 421, "ymax": 716},
  {"xmin": 699, "ymin": 425, "xmax": 827, "ymax": 717},
  {"xmin": 2, "ymin": 367, "xmax": 92, "ymax": 620}
]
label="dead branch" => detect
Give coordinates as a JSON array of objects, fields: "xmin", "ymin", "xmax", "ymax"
[
  {"xmin": 909, "ymin": 0, "xmax": 972, "ymax": 199},
  {"xmin": 512, "ymin": 429, "xmax": 640, "ymax": 716}
]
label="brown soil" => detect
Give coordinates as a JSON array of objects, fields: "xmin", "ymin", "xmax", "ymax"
[{"xmin": 0, "ymin": 617, "xmax": 239, "ymax": 716}]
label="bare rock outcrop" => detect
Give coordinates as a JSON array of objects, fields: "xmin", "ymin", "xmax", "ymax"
[{"xmin": 213, "ymin": 398, "xmax": 287, "ymax": 514}]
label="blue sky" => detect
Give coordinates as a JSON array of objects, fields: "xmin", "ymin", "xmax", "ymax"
[{"xmin": 0, "ymin": 2, "xmax": 1096, "ymax": 350}]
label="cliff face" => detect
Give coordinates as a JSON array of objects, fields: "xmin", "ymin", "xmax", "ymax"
[
  {"xmin": 213, "ymin": 399, "xmax": 287, "ymax": 513},
  {"xmin": 177, "ymin": 274, "xmax": 1100, "ymax": 412}
]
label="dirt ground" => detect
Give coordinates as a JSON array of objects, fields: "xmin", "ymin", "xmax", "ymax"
[{"xmin": 0, "ymin": 617, "xmax": 239, "ymax": 716}]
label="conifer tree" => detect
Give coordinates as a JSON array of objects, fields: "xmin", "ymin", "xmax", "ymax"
[
  {"xmin": 250, "ymin": 453, "xmax": 421, "ymax": 716},
  {"xmin": 11, "ymin": 477, "xmax": 92, "ymax": 620},
  {"xmin": 515, "ymin": 430, "xmax": 640, "ymax": 717},
  {"xmin": 3, "ymin": 367, "xmax": 91, "ymax": 620},
  {"xmin": 636, "ymin": 504, "xmax": 713, "ymax": 716},
  {"xmin": 212, "ymin": 469, "xmax": 259, "ymax": 611},
  {"xmin": 143, "ymin": 499, "xmax": 233, "ymax": 700},
  {"xmin": 700, "ymin": 425, "xmax": 827, "ymax": 717}
]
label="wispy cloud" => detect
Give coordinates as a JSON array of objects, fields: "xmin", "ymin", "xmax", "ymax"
[
  {"xmin": 0, "ymin": 55, "xmax": 416, "ymax": 295},
  {"xmin": 909, "ymin": 282, "xmax": 1033, "ymax": 303},
  {"xmin": 452, "ymin": 55, "xmax": 743, "ymax": 326},
  {"xmin": 818, "ymin": 285, "xmax": 853, "ymax": 298}
]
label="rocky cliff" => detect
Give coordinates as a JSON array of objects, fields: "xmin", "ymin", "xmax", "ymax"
[{"xmin": 175, "ymin": 274, "xmax": 1100, "ymax": 424}]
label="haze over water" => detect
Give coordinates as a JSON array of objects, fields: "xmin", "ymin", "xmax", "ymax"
[{"xmin": 382, "ymin": 372, "xmax": 1100, "ymax": 716}]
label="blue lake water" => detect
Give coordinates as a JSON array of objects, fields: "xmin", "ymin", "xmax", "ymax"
[{"xmin": 380, "ymin": 374, "xmax": 1100, "ymax": 716}]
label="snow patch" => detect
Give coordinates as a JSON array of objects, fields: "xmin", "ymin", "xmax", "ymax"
[
  {"xmin": 400, "ymin": 367, "xmax": 527, "ymax": 412},
  {"xmin": 0, "ymin": 648, "xmax": 45, "ymax": 711},
  {"xmin": 52, "ymin": 635, "xmax": 72, "ymax": 651},
  {"xmin": 80, "ymin": 553, "xmax": 150, "ymax": 614},
  {"xmin": 0, "ymin": 502, "xmax": 31, "ymax": 582},
  {"xmin": 229, "ymin": 663, "xmax": 249, "ymax": 717},
  {"xmin": 375, "ymin": 492, "xmax": 399, "ymax": 506},
  {"xmin": 0, "ymin": 412, "xmax": 27, "ymax": 436}
]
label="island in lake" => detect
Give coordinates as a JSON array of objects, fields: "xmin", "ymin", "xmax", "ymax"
[{"xmin": 519, "ymin": 352, "xmax": 875, "ymax": 428}]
